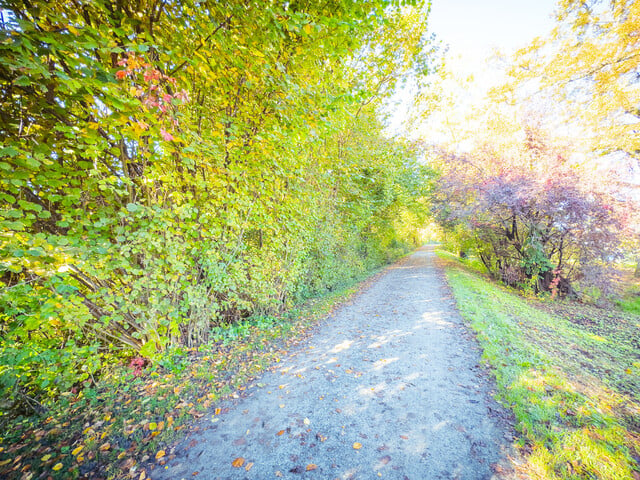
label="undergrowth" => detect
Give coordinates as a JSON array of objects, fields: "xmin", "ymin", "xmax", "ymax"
[
  {"xmin": 437, "ymin": 251, "xmax": 640, "ymax": 480},
  {"xmin": 0, "ymin": 271, "xmax": 379, "ymax": 479}
]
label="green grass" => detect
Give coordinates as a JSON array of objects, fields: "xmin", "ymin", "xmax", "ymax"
[
  {"xmin": 436, "ymin": 249, "xmax": 487, "ymax": 273},
  {"xmin": 437, "ymin": 252, "xmax": 640, "ymax": 480},
  {"xmin": 618, "ymin": 295, "xmax": 640, "ymax": 316}
]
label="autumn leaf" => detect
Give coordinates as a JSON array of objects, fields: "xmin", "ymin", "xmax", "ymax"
[
  {"xmin": 99, "ymin": 442, "xmax": 111, "ymax": 451},
  {"xmin": 353, "ymin": 442, "xmax": 362, "ymax": 450},
  {"xmin": 148, "ymin": 422, "xmax": 158, "ymax": 431},
  {"xmin": 276, "ymin": 430, "xmax": 285, "ymax": 436},
  {"xmin": 155, "ymin": 450, "xmax": 165, "ymax": 460},
  {"xmin": 72, "ymin": 445, "xmax": 83, "ymax": 456},
  {"xmin": 306, "ymin": 464, "xmax": 317, "ymax": 471},
  {"xmin": 245, "ymin": 462, "xmax": 254, "ymax": 472},
  {"xmin": 232, "ymin": 457, "xmax": 245, "ymax": 468},
  {"xmin": 52, "ymin": 463, "xmax": 63, "ymax": 471}
]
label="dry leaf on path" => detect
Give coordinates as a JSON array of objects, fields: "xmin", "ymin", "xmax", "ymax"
[
  {"xmin": 232, "ymin": 457, "xmax": 245, "ymax": 468},
  {"xmin": 306, "ymin": 464, "xmax": 317, "ymax": 471},
  {"xmin": 352, "ymin": 442, "xmax": 362, "ymax": 449}
]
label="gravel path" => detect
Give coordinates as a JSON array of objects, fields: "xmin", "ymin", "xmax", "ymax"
[{"xmin": 153, "ymin": 247, "xmax": 519, "ymax": 480}]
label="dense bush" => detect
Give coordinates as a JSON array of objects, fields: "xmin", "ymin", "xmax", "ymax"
[
  {"xmin": 431, "ymin": 133, "xmax": 626, "ymax": 298},
  {"xmin": 0, "ymin": 0, "xmax": 435, "ymax": 413}
]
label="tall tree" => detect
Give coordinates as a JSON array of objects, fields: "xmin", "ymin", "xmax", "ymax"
[{"xmin": 500, "ymin": 0, "xmax": 640, "ymax": 163}]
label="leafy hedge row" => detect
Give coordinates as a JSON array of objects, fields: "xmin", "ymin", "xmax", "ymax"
[{"xmin": 0, "ymin": 1, "xmax": 434, "ymax": 413}]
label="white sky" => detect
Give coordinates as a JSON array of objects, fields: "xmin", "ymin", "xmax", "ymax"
[
  {"xmin": 387, "ymin": 0, "xmax": 560, "ymax": 138},
  {"xmin": 429, "ymin": 0, "xmax": 558, "ymax": 67}
]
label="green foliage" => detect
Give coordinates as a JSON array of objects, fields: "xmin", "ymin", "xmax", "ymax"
[
  {"xmin": 0, "ymin": 1, "xmax": 435, "ymax": 413},
  {"xmin": 0, "ymin": 278, "xmax": 366, "ymax": 479}
]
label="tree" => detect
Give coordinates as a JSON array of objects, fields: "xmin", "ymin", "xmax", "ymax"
[
  {"xmin": 498, "ymin": 0, "xmax": 640, "ymax": 163},
  {"xmin": 431, "ymin": 128, "xmax": 626, "ymax": 298},
  {"xmin": 0, "ymin": 0, "xmax": 436, "ymax": 411}
]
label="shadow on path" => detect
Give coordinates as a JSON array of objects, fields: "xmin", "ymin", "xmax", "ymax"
[{"xmin": 153, "ymin": 247, "xmax": 520, "ymax": 480}]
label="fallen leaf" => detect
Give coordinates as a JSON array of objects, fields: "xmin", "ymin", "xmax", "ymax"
[
  {"xmin": 155, "ymin": 450, "xmax": 165, "ymax": 460},
  {"xmin": 306, "ymin": 464, "xmax": 317, "ymax": 471},
  {"xmin": 353, "ymin": 442, "xmax": 362, "ymax": 450},
  {"xmin": 52, "ymin": 463, "xmax": 63, "ymax": 471},
  {"xmin": 41, "ymin": 454, "xmax": 52, "ymax": 462},
  {"xmin": 303, "ymin": 418, "xmax": 310, "ymax": 425},
  {"xmin": 99, "ymin": 442, "xmax": 111, "ymax": 451},
  {"xmin": 400, "ymin": 435, "xmax": 409, "ymax": 440},
  {"xmin": 245, "ymin": 462, "xmax": 254, "ymax": 472},
  {"xmin": 139, "ymin": 470, "xmax": 146, "ymax": 480},
  {"xmin": 232, "ymin": 457, "xmax": 245, "ymax": 468},
  {"xmin": 72, "ymin": 446, "xmax": 83, "ymax": 456},
  {"xmin": 148, "ymin": 422, "xmax": 158, "ymax": 431},
  {"xmin": 276, "ymin": 430, "xmax": 285, "ymax": 436}
]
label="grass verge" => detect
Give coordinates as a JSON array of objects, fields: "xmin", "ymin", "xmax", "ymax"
[
  {"xmin": 437, "ymin": 252, "xmax": 640, "ymax": 480},
  {"xmin": 0, "ymin": 269, "xmax": 383, "ymax": 480}
]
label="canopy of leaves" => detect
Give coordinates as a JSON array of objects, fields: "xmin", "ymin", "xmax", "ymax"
[
  {"xmin": 500, "ymin": 0, "xmax": 640, "ymax": 163},
  {"xmin": 431, "ymin": 128, "xmax": 626, "ymax": 298},
  {"xmin": 0, "ymin": 0, "xmax": 436, "ymax": 413}
]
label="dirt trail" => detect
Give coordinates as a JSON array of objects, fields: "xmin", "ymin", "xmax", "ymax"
[{"xmin": 153, "ymin": 247, "xmax": 519, "ymax": 480}]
